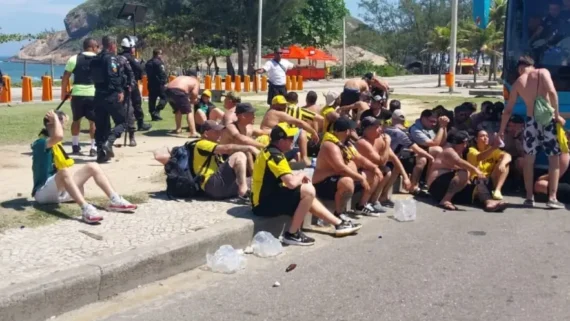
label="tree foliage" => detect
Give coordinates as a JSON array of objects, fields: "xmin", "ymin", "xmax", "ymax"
[{"xmin": 0, "ymin": 28, "xmax": 34, "ymax": 44}]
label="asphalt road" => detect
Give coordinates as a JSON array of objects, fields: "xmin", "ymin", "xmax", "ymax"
[{"xmin": 57, "ymin": 197, "xmax": 570, "ymax": 321}]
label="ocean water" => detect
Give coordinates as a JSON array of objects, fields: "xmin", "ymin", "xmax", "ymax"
[{"xmin": 0, "ymin": 57, "xmax": 66, "ymax": 81}]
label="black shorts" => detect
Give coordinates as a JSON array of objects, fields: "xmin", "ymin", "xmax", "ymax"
[
  {"xmin": 252, "ymin": 186, "xmax": 301, "ymax": 217},
  {"xmin": 428, "ymin": 171, "xmax": 475, "ymax": 204},
  {"xmin": 267, "ymin": 82, "xmax": 287, "ymax": 105},
  {"xmin": 71, "ymin": 96, "xmax": 95, "ymax": 122},
  {"xmin": 165, "ymin": 88, "xmax": 192, "ymax": 114},
  {"xmin": 314, "ymin": 175, "xmax": 362, "ymax": 200},
  {"xmin": 340, "ymin": 87, "xmax": 360, "ymax": 107}
]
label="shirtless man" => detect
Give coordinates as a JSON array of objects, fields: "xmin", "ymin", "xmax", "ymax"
[
  {"xmin": 499, "ymin": 55, "xmax": 564, "ymax": 209},
  {"xmin": 165, "ymin": 75, "xmax": 200, "ymax": 137},
  {"xmin": 355, "ymin": 117, "xmax": 413, "ymax": 210},
  {"xmin": 221, "ymin": 91, "xmax": 242, "ymax": 126},
  {"xmin": 427, "ymin": 130, "xmax": 507, "ymax": 212},
  {"xmin": 313, "ymin": 117, "xmax": 383, "ymax": 218},
  {"xmin": 260, "ymin": 95, "xmax": 319, "ymax": 166}
]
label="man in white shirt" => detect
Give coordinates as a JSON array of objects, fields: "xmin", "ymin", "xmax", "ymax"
[{"xmin": 256, "ymin": 49, "xmax": 295, "ymax": 105}]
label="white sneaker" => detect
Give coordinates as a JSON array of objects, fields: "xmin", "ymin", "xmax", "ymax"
[
  {"xmin": 107, "ymin": 197, "xmax": 137, "ymax": 212},
  {"xmin": 82, "ymin": 204, "xmax": 103, "ymax": 224}
]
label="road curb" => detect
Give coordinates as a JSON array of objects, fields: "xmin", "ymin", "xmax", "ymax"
[{"xmin": 0, "ymin": 215, "xmax": 287, "ymax": 321}]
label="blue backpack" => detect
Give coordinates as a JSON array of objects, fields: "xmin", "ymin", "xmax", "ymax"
[{"xmin": 164, "ymin": 140, "xmax": 212, "ymax": 199}]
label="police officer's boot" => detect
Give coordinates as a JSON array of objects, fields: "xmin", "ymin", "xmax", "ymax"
[
  {"xmin": 137, "ymin": 119, "xmax": 152, "ymax": 131},
  {"xmin": 96, "ymin": 146, "xmax": 109, "ymax": 164},
  {"xmin": 103, "ymin": 140, "xmax": 115, "ymax": 160},
  {"xmin": 128, "ymin": 131, "xmax": 137, "ymax": 147}
]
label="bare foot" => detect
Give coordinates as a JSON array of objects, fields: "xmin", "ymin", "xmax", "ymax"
[
  {"xmin": 188, "ymin": 133, "xmax": 200, "ymax": 138},
  {"xmin": 172, "ymin": 129, "xmax": 182, "ymax": 134}
]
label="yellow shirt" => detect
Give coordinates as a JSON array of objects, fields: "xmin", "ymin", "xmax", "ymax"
[
  {"xmin": 385, "ymin": 119, "xmax": 412, "ymax": 128},
  {"xmin": 321, "ymin": 105, "xmax": 336, "ymax": 133},
  {"xmin": 466, "ymin": 147, "xmax": 503, "ymax": 178},
  {"xmin": 286, "ymin": 104, "xmax": 316, "ymax": 138},
  {"xmin": 251, "ymin": 145, "xmax": 293, "ymax": 207},
  {"xmin": 193, "ymin": 139, "xmax": 223, "ymax": 189}
]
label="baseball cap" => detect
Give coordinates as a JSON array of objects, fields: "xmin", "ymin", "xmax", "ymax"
[
  {"xmin": 363, "ymin": 72, "xmax": 374, "ymax": 80},
  {"xmin": 222, "ymin": 91, "xmax": 241, "ymax": 103},
  {"xmin": 333, "ymin": 116, "xmax": 357, "ymax": 132},
  {"xmin": 323, "ymin": 91, "xmax": 339, "ymax": 106},
  {"xmin": 236, "ymin": 103, "xmax": 256, "ymax": 114},
  {"xmin": 361, "ymin": 116, "xmax": 382, "ymax": 129},
  {"xmin": 271, "ymin": 95, "xmax": 287, "ymax": 105},
  {"xmin": 392, "ymin": 109, "xmax": 405, "ymax": 119},
  {"xmin": 201, "ymin": 89, "xmax": 212, "ymax": 98},
  {"xmin": 270, "ymin": 122, "xmax": 299, "ymax": 141},
  {"xmin": 372, "ymin": 94, "xmax": 386, "ymax": 102},
  {"xmin": 447, "ymin": 130, "xmax": 470, "ymax": 145},
  {"xmin": 509, "ymin": 114, "xmax": 524, "ymax": 124},
  {"xmin": 200, "ymin": 120, "xmax": 225, "ymax": 133}
]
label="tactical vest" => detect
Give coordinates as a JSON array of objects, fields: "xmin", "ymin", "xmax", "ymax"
[{"xmin": 73, "ymin": 53, "xmax": 94, "ymax": 85}]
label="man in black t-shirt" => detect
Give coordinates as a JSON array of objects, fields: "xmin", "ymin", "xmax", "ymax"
[{"xmin": 359, "ymin": 94, "xmax": 392, "ymax": 123}]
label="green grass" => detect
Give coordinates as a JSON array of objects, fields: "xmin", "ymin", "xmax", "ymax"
[{"xmin": 0, "ymin": 192, "xmax": 149, "ymax": 232}]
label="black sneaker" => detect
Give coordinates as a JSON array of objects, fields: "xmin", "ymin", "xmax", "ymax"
[
  {"xmin": 523, "ymin": 199, "xmax": 535, "ymax": 208},
  {"xmin": 334, "ymin": 212, "xmax": 352, "ymax": 222},
  {"xmin": 137, "ymin": 120, "xmax": 152, "ymax": 131},
  {"xmin": 96, "ymin": 150, "xmax": 109, "ymax": 164},
  {"xmin": 103, "ymin": 142, "xmax": 115, "ymax": 159},
  {"xmin": 151, "ymin": 114, "xmax": 163, "ymax": 121},
  {"xmin": 281, "ymin": 230, "xmax": 315, "ymax": 246},
  {"xmin": 334, "ymin": 220, "xmax": 362, "ymax": 237},
  {"xmin": 237, "ymin": 190, "xmax": 251, "ymax": 204},
  {"xmin": 72, "ymin": 145, "xmax": 81, "ymax": 155},
  {"xmin": 355, "ymin": 203, "xmax": 381, "ymax": 217},
  {"xmin": 381, "ymin": 199, "xmax": 395, "ymax": 208}
]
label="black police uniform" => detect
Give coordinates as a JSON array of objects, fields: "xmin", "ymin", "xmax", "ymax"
[
  {"xmin": 145, "ymin": 57, "xmax": 167, "ymax": 119},
  {"xmin": 120, "ymin": 51, "xmax": 149, "ymax": 129},
  {"xmin": 91, "ymin": 49, "xmax": 127, "ymax": 162},
  {"xmin": 117, "ymin": 54, "xmax": 137, "ymax": 143}
]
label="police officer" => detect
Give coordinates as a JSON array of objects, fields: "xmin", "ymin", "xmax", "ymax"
[
  {"xmin": 91, "ymin": 36, "xmax": 127, "ymax": 163},
  {"xmin": 145, "ymin": 49, "xmax": 168, "ymax": 121},
  {"xmin": 119, "ymin": 37, "xmax": 152, "ymax": 132},
  {"xmin": 116, "ymin": 42, "xmax": 138, "ymax": 147}
]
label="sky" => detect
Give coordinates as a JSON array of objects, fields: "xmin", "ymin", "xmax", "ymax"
[{"xmin": 0, "ymin": 0, "xmax": 364, "ymax": 56}]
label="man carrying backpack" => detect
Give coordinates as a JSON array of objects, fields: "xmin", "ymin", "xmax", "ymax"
[{"xmin": 193, "ymin": 120, "xmax": 259, "ymax": 201}]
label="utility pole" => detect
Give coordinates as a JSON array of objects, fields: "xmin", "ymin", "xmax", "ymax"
[
  {"xmin": 257, "ymin": 0, "xmax": 263, "ymax": 69},
  {"xmin": 449, "ymin": 0, "xmax": 458, "ymax": 93},
  {"xmin": 342, "ymin": 16, "xmax": 346, "ymax": 79}
]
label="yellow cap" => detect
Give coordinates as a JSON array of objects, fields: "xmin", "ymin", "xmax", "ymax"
[
  {"xmin": 202, "ymin": 89, "xmax": 212, "ymax": 98},
  {"xmin": 270, "ymin": 122, "xmax": 299, "ymax": 141},
  {"xmin": 271, "ymin": 95, "xmax": 287, "ymax": 105}
]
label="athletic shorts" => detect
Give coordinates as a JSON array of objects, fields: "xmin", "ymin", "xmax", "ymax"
[
  {"xmin": 523, "ymin": 116, "xmax": 560, "ymax": 156},
  {"xmin": 428, "ymin": 171, "xmax": 475, "ymax": 205},
  {"xmin": 203, "ymin": 162, "xmax": 239, "ymax": 199},
  {"xmin": 340, "ymin": 87, "xmax": 360, "ymax": 107},
  {"xmin": 71, "ymin": 96, "xmax": 95, "ymax": 122},
  {"xmin": 33, "ymin": 175, "xmax": 72, "ymax": 204},
  {"xmin": 166, "ymin": 88, "xmax": 192, "ymax": 114},
  {"xmin": 314, "ymin": 175, "xmax": 362, "ymax": 200},
  {"xmin": 252, "ymin": 186, "xmax": 301, "ymax": 217}
]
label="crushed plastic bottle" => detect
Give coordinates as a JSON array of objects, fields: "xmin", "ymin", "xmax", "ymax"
[
  {"xmin": 251, "ymin": 231, "xmax": 283, "ymax": 258},
  {"xmin": 206, "ymin": 245, "xmax": 246, "ymax": 274},
  {"xmin": 394, "ymin": 199, "xmax": 417, "ymax": 222}
]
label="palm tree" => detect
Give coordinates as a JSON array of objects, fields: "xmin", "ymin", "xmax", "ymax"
[
  {"xmin": 425, "ymin": 25, "xmax": 451, "ymax": 87},
  {"xmin": 458, "ymin": 20, "xmax": 503, "ymax": 83},
  {"xmin": 488, "ymin": 0, "xmax": 507, "ymax": 80}
]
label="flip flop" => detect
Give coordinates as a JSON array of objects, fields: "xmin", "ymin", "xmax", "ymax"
[
  {"xmin": 485, "ymin": 202, "xmax": 508, "ymax": 213},
  {"xmin": 438, "ymin": 202, "xmax": 458, "ymax": 211}
]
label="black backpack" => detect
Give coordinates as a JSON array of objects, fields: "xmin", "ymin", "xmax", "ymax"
[{"xmin": 164, "ymin": 140, "xmax": 213, "ymax": 199}]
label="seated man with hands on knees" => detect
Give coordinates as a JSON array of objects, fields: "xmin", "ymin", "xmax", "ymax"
[
  {"xmin": 193, "ymin": 120, "xmax": 258, "ymax": 202},
  {"xmin": 313, "ymin": 117, "xmax": 384, "ymax": 218},
  {"xmin": 251, "ymin": 123, "xmax": 362, "ymax": 246},
  {"xmin": 32, "ymin": 110, "xmax": 137, "ymax": 224},
  {"xmin": 194, "ymin": 89, "xmax": 224, "ymax": 130},
  {"xmin": 427, "ymin": 130, "xmax": 507, "ymax": 212}
]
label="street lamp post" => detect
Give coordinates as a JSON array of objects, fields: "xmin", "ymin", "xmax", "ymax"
[
  {"xmin": 257, "ymin": 0, "xmax": 263, "ymax": 69},
  {"xmin": 449, "ymin": 0, "xmax": 459, "ymax": 93},
  {"xmin": 342, "ymin": 16, "xmax": 346, "ymax": 79}
]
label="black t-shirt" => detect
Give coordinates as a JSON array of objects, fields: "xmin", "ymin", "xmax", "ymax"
[{"xmin": 360, "ymin": 108, "xmax": 392, "ymax": 121}]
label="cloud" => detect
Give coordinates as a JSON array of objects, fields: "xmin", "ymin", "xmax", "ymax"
[{"xmin": 0, "ymin": 0, "xmax": 76, "ymax": 16}]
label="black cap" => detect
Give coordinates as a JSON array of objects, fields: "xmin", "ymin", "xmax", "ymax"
[
  {"xmin": 235, "ymin": 103, "xmax": 256, "ymax": 114},
  {"xmin": 363, "ymin": 72, "xmax": 374, "ymax": 80},
  {"xmin": 200, "ymin": 120, "xmax": 224, "ymax": 133},
  {"xmin": 361, "ymin": 116, "xmax": 382, "ymax": 129},
  {"xmin": 333, "ymin": 116, "xmax": 357, "ymax": 132},
  {"xmin": 509, "ymin": 114, "xmax": 525, "ymax": 124},
  {"xmin": 447, "ymin": 130, "xmax": 470, "ymax": 145}
]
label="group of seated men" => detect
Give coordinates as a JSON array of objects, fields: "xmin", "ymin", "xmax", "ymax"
[{"xmin": 153, "ymin": 73, "xmax": 570, "ymax": 246}]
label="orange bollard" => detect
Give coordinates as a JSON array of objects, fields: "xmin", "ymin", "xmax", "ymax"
[
  {"xmin": 169, "ymin": 75, "xmax": 176, "ymax": 83},
  {"xmin": 142, "ymin": 76, "xmax": 149, "ymax": 97},
  {"xmin": 261, "ymin": 76, "xmax": 268, "ymax": 92},
  {"xmin": 205, "ymin": 75, "xmax": 212, "ymax": 90},
  {"xmin": 41, "ymin": 76, "xmax": 53, "ymax": 101},
  {"xmin": 215, "ymin": 75, "xmax": 222, "ymax": 90},
  {"xmin": 0, "ymin": 75, "xmax": 12, "ymax": 103},
  {"xmin": 225, "ymin": 75, "xmax": 232, "ymax": 91},
  {"xmin": 253, "ymin": 75, "xmax": 259, "ymax": 92},
  {"xmin": 285, "ymin": 76, "xmax": 291, "ymax": 91},
  {"xmin": 290, "ymin": 76, "xmax": 297, "ymax": 91},
  {"xmin": 297, "ymin": 75, "xmax": 303, "ymax": 90},
  {"xmin": 22, "ymin": 76, "xmax": 33, "ymax": 102},
  {"xmin": 234, "ymin": 75, "xmax": 242, "ymax": 92},
  {"xmin": 244, "ymin": 75, "xmax": 250, "ymax": 92}
]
